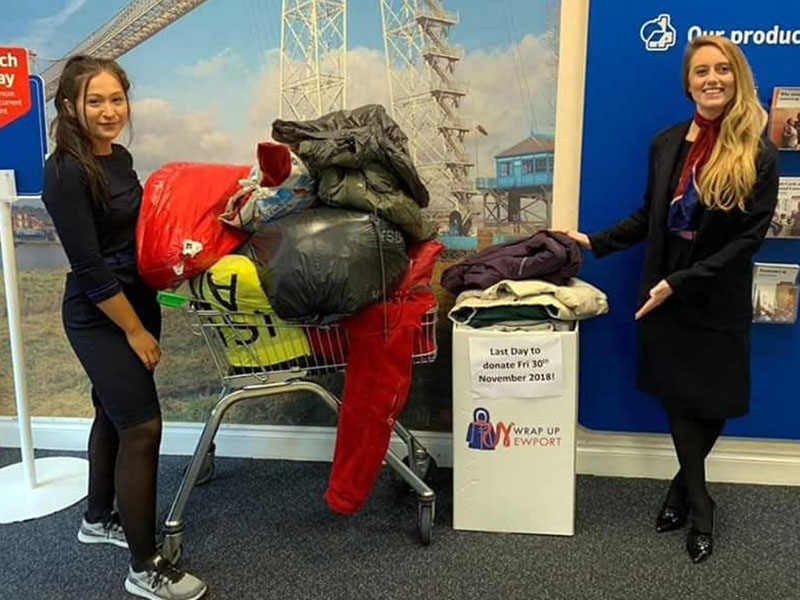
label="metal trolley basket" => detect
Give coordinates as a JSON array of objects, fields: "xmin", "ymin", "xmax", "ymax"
[{"xmin": 156, "ymin": 290, "xmax": 440, "ymax": 561}]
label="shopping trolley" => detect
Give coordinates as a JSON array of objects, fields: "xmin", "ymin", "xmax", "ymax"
[{"xmin": 156, "ymin": 290, "xmax": 440, "ymax": 561}]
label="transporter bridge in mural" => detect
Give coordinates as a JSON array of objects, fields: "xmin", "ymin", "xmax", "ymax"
[
  {"xmin": 40, "ymin": 0, "xmax": 545, "ymax": 255},
  {"xmin": 380, "ymin": 0, "xmax": 477, "ymax": 239},
  {"xmin": 41, "ymin": 0, "xmax": 210, "ymax": 101}
]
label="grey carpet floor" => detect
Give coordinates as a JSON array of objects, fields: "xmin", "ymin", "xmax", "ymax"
[{"xmin": 0, "ymin": 448, "xmax": 797, "ymax": 600}]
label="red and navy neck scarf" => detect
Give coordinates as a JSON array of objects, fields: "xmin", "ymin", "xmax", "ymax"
[{"xmin": 667, "ymin": 112, "xmax": 724, "ymax": 239}]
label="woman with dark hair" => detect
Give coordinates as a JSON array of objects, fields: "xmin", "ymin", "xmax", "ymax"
[
  {"xmin": 561, "ymin": 36, "xmax": 779, "ymax": 563},
  {"xmin": 42, "ymin": 55, "xmax": 207, "ymax": 600}
]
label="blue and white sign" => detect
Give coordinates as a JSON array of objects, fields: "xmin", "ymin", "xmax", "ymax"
[{"xmin": 0, "ymin": 75, "xmax": 47, "ymax": 196}]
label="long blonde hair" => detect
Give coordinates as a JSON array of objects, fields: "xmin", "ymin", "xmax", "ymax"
[{"xmin": 682, "ymin": 36, "xmax": 767, "ymax": 211}]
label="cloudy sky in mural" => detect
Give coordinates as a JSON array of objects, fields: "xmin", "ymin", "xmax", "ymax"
[{"xmin": 3, "ymin": 0, "xmax": 559, "ymax": 177}]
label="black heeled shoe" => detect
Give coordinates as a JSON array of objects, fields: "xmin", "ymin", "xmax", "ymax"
[
  {"xmin": 686, "ymin": 499, "xmax": 715, "ymax": 564},
  {"xmin": 655, "ymin": 502, "xmax": 688, "ymax": 533},
  {"xmin": 655, "ymin": 475, "xmax": 689, "ymax": 533}
]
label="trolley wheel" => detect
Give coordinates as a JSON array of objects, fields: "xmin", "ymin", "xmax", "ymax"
[
  {"xmin": 418, "ymin": 500, "xmax": 434, "ymax": 546},
  {"xmin": 183, "ymin": 443, "xmax": 216, "ymax": 486}
]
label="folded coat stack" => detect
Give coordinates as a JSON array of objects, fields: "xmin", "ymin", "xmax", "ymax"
[{"xmin": 441, "ymin": 230, "xmax": 609, "ymax": 331}]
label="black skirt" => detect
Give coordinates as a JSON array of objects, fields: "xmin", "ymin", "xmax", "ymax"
[
  {"xmin": 636, "ymin": 292, "xmax": 750, "ymax": 419},
  {"xmin": 636, "ymin": 229, "xmax": 751, "ymax": 419},
  {"xmin": 62, "ymin": 269, "xmax": 162, "ymax": 428}
]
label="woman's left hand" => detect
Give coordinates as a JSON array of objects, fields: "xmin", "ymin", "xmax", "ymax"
[{"xmin": 635, "ymin": 279, "xmax": 673, "ymax": 320}]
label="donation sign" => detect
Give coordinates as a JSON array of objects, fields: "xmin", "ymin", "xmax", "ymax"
[{"xmin": 469, "ymin": 335, "xmax": 563, "ymax": 399}]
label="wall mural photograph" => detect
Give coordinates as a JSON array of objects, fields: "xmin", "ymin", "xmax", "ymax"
[{"xmin": 0, "ymin": 0, "xmax": 561, "ymax": 431}]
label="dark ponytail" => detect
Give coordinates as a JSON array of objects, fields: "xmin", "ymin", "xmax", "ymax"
[{"xmin": 50, "ymin": 55, "xmax": 132, "ymax": 207}]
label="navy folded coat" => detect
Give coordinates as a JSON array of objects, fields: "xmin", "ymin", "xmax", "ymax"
[{"xmin": 440, "ymin": 231, "xmax": 582, "ymax": 295}]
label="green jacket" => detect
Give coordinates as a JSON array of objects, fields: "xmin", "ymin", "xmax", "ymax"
[
  {"xmin": 272, "ymin": 104, "xmax": 430, "ymax": 208},
  {"xmin": 318, "ymin": 162, "xmax": 437, "ymax": 242}
]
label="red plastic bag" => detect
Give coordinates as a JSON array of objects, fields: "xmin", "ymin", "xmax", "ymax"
[{"xmin": 136, "ymin": 162, "xmax": 251, "ymax": 290}]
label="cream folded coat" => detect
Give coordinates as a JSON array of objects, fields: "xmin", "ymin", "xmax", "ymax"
[{"xmin": 448, "ymin": 278, "xmax": 609, "ymax": 325}]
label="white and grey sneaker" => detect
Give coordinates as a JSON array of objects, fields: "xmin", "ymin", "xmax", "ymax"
[
  {"xmin": 78, "ymin": 512, "xmax": 128, "ymax": 549},
  {"xmin": 124, "ymin": 555, "xmax": 207, "ymax": 600}
]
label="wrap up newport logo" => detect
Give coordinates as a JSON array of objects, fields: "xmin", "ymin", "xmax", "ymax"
[{"xmin": 466, "ymin": 407, "xmax": 562, "ymax": 451}]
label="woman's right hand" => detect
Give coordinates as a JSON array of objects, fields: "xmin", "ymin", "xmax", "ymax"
[
  {"xmin": 126, "ymin": 326, "xmax": 161, "ymax": 371},
  {"xmin": 553, "ymin": 229, "xmax": 592, "ymax": 250}
]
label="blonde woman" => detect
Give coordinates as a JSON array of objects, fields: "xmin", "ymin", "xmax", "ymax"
[{"xmin": 563, "ymin": 36, "xmax": 779, "ymax": 563}]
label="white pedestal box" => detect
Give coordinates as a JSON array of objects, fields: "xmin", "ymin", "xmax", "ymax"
[{"xmin": 452, "ymin": 324, "xmax": 578, "ymax": 535}]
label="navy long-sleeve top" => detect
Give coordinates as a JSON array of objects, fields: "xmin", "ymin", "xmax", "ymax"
[{"xmin": 42, "ymin": 144, "xmax": 142, "ymax": 303}]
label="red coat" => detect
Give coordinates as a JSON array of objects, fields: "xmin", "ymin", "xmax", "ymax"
[{"xmin": 325, "ymin": 241, "xmax": 442, "ymax": 514}]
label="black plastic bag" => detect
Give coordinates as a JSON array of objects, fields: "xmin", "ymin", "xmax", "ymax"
[{"xmin": 242, "ymin": 208, "xmax": 408, "ymax": 323}]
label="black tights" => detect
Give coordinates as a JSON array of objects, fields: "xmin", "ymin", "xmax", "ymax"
[
  {"xmin": 86, "ymin": 392, "xmax": 119, "ymax": 523},
  {"xmin": 666, "ymin": 415, "xmax": 725, "ymax": 532},
  {"xmin": 87, "ymin": 399, "xmax": 162, "ymax": 570}
]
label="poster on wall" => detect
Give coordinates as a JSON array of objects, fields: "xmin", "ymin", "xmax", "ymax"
[
  {"xmin": 752, "ymin": 262, "xmax": 799, "ymax": 324},
  {"xmin": 767, "ymin": 87, "xmax": 800, "ymax": 151},
  {"xmin": 0, "ymin": 0, "xmax": 561, "ymax": 431},
  {"xmin": 767, "ymin": 177, "xmax": 800, "ymax": 238}
]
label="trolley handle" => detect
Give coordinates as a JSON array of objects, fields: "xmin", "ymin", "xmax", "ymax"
[
  {"xmin": 156, "ymin": 290, "xmax": 205, "ymax": 337},
  {"xmin": 157, "ymin": 290, "xmax": 190, "ymax": 308}
]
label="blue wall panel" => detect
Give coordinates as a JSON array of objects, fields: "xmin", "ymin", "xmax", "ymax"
[{"xmin": 579, "ymin": 1, "xmax": 800, "ymax": 438}]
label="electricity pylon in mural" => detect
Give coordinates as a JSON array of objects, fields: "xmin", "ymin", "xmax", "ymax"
[
  {"xmin": 280, "ymin": 0, "xmax": 347, "ymax": 120},
  {"xmin": 379, "ymin": 0, "xmax": 475, "ymax": 235},
  {"xmin": 41, "ymin": 0, "xmax": 209, "ymax": 100}
]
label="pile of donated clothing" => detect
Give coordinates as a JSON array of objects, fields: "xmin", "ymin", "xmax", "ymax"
[
  {"xmin": 135, "ymin": 104, "xmax": 442, "ymax": 516},
  {"xmin": 441, "ymin": 231, "xmax": 609, "ymax": 330}
]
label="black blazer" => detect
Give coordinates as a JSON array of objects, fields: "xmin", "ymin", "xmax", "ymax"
[{"xmin": 589, "ymin": 120, "xmax": 780, "ymax": 333}]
